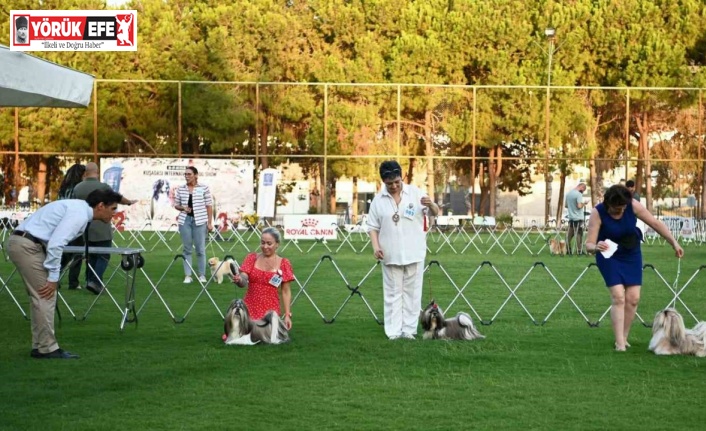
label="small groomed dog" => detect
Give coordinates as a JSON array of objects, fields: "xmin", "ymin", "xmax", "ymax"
[
  {"xmin": 208, "ymin": 257, "xmax": 235, "ymax": 284},
  {"xmin": 223, "ymin": 299, "xmax": 289, "ymax": 345},
  {"xmin": 419, "ymin": 300, "xmax": 484, "ymax": 341},
  {"xmin": 648, "ymin": 308, "xmax": 706, "ymax": 357},
  {"xmin": 548, "ymin": 238, "xmax": 567, "ymax": 256}
]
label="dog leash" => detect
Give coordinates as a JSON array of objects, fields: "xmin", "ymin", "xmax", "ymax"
[
  {"xmin": 425, "ymin": 261, "xmax": 432, "ymax": 303},
  {"xmin": 670, "ymin": 257, "xmax": 682, "ymax": 309}
]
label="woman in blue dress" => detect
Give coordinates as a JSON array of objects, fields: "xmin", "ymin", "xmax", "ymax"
[{"xmin": 585, "ymin": 185, "xmax": 684, "ymax": 351}]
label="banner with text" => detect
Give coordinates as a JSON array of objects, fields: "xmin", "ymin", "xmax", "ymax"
[
  {"xmin": 283, "ymin": 215, "xmax": 339, "ymax": 240},
  {"xmin": 101, "ymin": 158, "xmax": 254, "ymax": 231},
  {"xmin": 10, "ymin": 10, "xmax": 138, "ymax": 51}
]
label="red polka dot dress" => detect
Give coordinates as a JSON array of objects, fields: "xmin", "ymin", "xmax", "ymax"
[{"xmin": 240, "ymin": 253, "xmax": 295, "ymax": 320}]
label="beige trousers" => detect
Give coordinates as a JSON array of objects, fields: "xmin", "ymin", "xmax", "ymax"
[{"xmin": 7, "ymin": 235, "xmax": 59, "ymax": 354}]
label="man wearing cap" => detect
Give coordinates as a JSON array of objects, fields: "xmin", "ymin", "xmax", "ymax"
[
  {"xmin": 15, "ymin": 16, "xmax": 29, "ymax": 44},
  {"xmin": 565, "ymin": 182, "xmax": 588, "ymax": 255}
]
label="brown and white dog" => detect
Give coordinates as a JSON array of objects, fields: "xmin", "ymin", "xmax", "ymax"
[
  {"xmin": 208, "ymin": 257, "xmax": 235, "ymax": 284},
  {"xmin": 548, "ymin": 238, "xmax": 567, "ymax": 256},
  {"xmin": 648, "ymin": 308, "xmax": 706, "ymax": 357},
  {"xmin": 419, "ymin": 300, "xmax": 484, "ymax": 341},
  {"xmin": 223, "ymin": 299, "xmax": 289, "ymax": 345}
]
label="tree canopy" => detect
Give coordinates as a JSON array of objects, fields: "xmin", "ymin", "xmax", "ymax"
[{"xmin": 1, "ymin": 0, "xmax": 705, "ymax": 214}]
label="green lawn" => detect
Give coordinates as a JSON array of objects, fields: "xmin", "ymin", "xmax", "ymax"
[{"xmin": 1, "ymin": 230, "xmax": 705, "ymax": 430}]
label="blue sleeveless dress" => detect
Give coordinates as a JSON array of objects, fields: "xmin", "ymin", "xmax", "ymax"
[{"xmin": 595, "ymin": 202, "xmax": 643, "ymax": 287}]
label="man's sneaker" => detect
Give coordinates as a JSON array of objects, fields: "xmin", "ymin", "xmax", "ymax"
[
  {"xmin": 183, "ymin": 276, "xmax": 192, "ymax": 284},
  {"xmin": 198, "ymin": 275, "xmax": 208, "ymax": 283},
  {"xmin": 401, "ymin": 333, "xmax": 416, "ymax": 340}
]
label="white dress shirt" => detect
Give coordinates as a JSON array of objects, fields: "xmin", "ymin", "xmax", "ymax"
[
  {"xmin": 16, "ymin": 200, "xmax": 93, "ymax": 282},
  {"xmin": 367, "ymin": 183, "xmax": 428, "ymax": 265}
]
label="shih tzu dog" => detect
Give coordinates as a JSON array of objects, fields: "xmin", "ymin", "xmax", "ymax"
[
  {"xmin": 420, "ymin": 300, "xmax": 484, "ymax": 341},
  {"xmin": 208, "ymin": 257, "xmax": 235, "ymax": 284},
  {"xmin": 548, "ymin": 238, "xmax": 567, "ymax": 256},
  {"xmin": 648, "ymin": 308, "xmax": 706, "ymax": 357},
  {"xmin": 223, "ymin": 299, "xmax": 289, "ymax": 345}
]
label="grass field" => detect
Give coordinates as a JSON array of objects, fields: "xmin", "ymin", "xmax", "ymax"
[{"xmin": 1, "ymin": 230, "xmax": 705, "ymax": 430}]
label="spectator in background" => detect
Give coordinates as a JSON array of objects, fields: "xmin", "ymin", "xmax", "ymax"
[
  {"xmin": 565, "ymin": 182, "xmax": 588, "ymax": 255},
  {"xmin": 58, "ymin": 163, "xmax": 86, "ymax": 290},
  {"xmin": 73, "ymin": 162, "xmax": 137, "ymax": 295},
  {"xmin": 174, "ymin": 166, "xmax": 213, "ymax": 284},
  {"xmin": 18, "ymin": 186, "xmax": 30, "ymax": 210},
  {"xmin": 625, "ymin": 180, "xmax": 640, "ymax": 202}
]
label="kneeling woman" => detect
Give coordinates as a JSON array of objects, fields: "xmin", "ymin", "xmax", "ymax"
[
  {"xmin": 232, "ymin": 227, "xmax": 294, "ymax": 330},
  {"xmin": 585, "ymin": 184, "xmax": 683, "ymax": 351}
]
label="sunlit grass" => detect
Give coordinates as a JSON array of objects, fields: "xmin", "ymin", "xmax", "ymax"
[{"xmin": 1, "ymin": 232, "xmax": 704, "ymax": 430}]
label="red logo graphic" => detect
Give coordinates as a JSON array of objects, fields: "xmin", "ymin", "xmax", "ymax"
[
  {"xmin": 115, "ymin": 14, "xmax": 134, "ymax": 46},
  {"xmin": 301, "ymin": 218, "xmax": 319, "ymax": 227}
]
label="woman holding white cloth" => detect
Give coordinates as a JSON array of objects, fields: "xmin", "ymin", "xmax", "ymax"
[
  {"xmin": 367, "ymin": 161, "xmax": 439, "ymax": 340},
  {"xmin": 585, "ymin": 184, "xmax": 683, "ymax": 351}
]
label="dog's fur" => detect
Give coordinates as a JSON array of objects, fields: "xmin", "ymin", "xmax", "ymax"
[
  {"xmin": 419, "ymin": 300, "xmax": 484, "ymax": 341},
  {"xmin": 548, "ymin": 238, "xmax": 567, "ymax": 256},
  {"xmin": 208, "ymin": 257, "xmax": 235, "ymax": 284},
  {"xmin": 648, "ymin": 308, "xmax": 706, "ymax": 357},
  {"xmin": 223, "ymin": 299, "xmax": 289, "ymax": 345},
  {"xmin": 152, "ymin": 179, "xmax": 171, "ymax": 204}
]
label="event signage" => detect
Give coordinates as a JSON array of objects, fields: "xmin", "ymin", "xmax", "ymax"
[
  {"xmin": 101, "ymin": 158, "xmax": 254, "ymax": 231},
  {"xmin": 283, "ymin": 215, "xmax": 339, "ymax": 240},
  {"xmin": 257, "ymin": 168, "xmax": 279, "ymax": 218},
  {"xmin": 10, "ymin": 10, "xmax": 138, "ymax": 51}
]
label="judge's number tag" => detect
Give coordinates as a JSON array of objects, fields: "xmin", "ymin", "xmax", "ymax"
[
  {"xmin": 269, "ymin": 273, "xmax": 283, "ymax": 288},
  {"xmin": 403, "ymin": 204, "xmax": 416, "ymax": 220}
]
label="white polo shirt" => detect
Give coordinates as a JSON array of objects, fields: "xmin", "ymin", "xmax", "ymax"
[{"xmin": 367, "ymin": 183, "xmax": 428, "ymax": 265}]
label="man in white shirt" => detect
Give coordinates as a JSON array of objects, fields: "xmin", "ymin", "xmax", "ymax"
[
  {"xmin": 7, "ymin": 189, "xmax": 123, "ymax": 359},
  {"xmin": 367, "ymin": 161, "xmax": 439, "ymax": 340}
]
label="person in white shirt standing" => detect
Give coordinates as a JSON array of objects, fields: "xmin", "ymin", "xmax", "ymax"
[
  {"xmin": 173, "ymin": 166, "xmax": 213, "ymax": 283},
  {"xmin": 7, "ymin": 189, "xmax": 124, "ymax": 359},
  {"xmin": 367, "ymin": 161, "xmax": 439, "ymax": 340}
]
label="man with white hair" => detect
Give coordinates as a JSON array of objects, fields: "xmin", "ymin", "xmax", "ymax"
[{"xmin": 565, "ymin": 182, "xmax": 588, "ymax": 255}]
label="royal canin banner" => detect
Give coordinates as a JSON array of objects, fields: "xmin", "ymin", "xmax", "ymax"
[
  {"xmin": 10, "ymin": 10, "xmax": 137, "ymax": 51},
  {"xmin": 283, "ymin": 215, "xmax": 339, "ymax": 240}
]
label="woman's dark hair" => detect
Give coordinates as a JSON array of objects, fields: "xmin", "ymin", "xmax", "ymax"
[
  {"xmin": 186, "ymin": 166, "xmax": 198, "ymax": 175},
  {"xmin": 379, "ymin": 160, "xmax": 402, "ymax": 181},
  {"xmin": 603, "ymin": 184, "xmax": 632, "ymax": 208},
  {"xmin": 58, "ymin": 163, "xmax": 86, "ymax": 199}
]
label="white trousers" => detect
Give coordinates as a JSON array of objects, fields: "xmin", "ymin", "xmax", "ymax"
[{"xmin": 382, "ymin": 261, "xmax": 424, "ymax": 338}]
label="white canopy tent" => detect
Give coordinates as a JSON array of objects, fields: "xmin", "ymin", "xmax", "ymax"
[
  {"xmin": 0, "ymin": 45, "xmax": 95, "ymax": 202},
  {"xmin": 0, "ymin": 45, "xmax": 94, "ymax": 108}
]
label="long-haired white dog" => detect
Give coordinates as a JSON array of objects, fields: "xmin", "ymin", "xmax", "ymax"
[
  {"xmin": 223, "ymin": 299, "xmax": 289, "ymax": 345},
  {"xmin": 419, "ymin": 300, "xmax": 484, "ymax": 341},
  {"xmin": 648, "ymin": 308, "xmax": 706, "ymax": 357}
]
